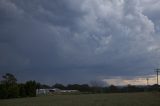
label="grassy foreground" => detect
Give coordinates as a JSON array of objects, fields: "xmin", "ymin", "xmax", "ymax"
[{"xmin": 0, "ymin": 93, "xmax": 160, "ymax": 106}]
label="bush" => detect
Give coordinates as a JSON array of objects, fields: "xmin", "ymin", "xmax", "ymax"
[
  {"xmin": 7, "ymin": 84, "xmax": 19, "ymax": 98},
  {"xmin": 0, "ymin": 84, "xmax": 8, "ymax": 99}
]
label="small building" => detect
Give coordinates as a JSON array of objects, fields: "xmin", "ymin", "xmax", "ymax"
[
  {"xmin": 36, "ymin": 88, "xmax": 79, "ymax": 95},
  {"xmin": 60, "ymin": 90, "xmax": 79, "ymax": 93},
  {"xmin": 36, "ymin": 88, "xmax": 61, "ymax": 95}
]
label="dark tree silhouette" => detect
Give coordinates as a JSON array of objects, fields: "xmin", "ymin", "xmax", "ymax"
[
  {"xmin": 53, "ymin": 83, "xmax": 66, "ymax": 89},
  {"xmin": 0, "ymin": 73, "xmax": 19, "ymax": 99},
  {"xmin": 1, "ymin": 73, "xmax": 17, "ymax": 85},
  {"xmin": 108, "ymin": 85, "xmax": 118, "ymax": 93},
  {"xmin": 25, "ymin": 80, "xmax": 37, "ymax": 97},
  {"xmin": 19, "ymin": 84, "xmax": 27, "ymax": 97}
]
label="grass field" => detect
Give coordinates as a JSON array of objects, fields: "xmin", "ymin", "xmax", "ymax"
[{"xmin": 0, "ymin": 93, "xmax": 160, "ymax": 106}]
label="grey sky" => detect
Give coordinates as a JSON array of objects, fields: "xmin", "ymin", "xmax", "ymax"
[{"xmin": 0, "ymin": 0, "xmax": 160, "ymax": 85}]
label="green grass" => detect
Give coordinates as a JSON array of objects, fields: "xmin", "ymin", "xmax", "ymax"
[{"xmin": 0, "ymin": 93, "xmax": 160, "ymax": 106}]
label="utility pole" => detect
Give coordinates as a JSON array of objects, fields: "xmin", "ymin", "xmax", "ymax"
[
  {"xmin": 155, "ymin": 68, "xmax": 160, "ymax": 85},
  {"xmin": 146, "ymin": 78, "xmax": 149, "ymax": 86}
]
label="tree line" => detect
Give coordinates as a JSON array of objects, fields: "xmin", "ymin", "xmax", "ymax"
[
  {"xmin": 0, "ymin": 73, "xmax": 39, "ymax": 99},
  {"xmin": 0, "ymin": 73, "xmax": 159, "ymax": 99}
]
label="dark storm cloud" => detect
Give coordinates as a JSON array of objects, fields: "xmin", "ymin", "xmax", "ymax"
[{"xmin": 0, "ymin": 0, "xmax": 160, "ymax": 84}]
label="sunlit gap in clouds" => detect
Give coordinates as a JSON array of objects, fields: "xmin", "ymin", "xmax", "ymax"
[{"xmin": 103, "ymin": 75, "xmax": 159, "ymax": 86}]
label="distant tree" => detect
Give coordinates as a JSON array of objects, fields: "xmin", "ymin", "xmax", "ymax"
[
  {"xmin": 53, "ymin": 83, "xmax": 65, "ymax": 89},
  {"xmin": 90, "ymin": 80, "xmax": 101, "ymax": 88},
  {"xmin": 65, "ymin": 84, "xmax": 91, "ymax": 92},
  {"xmin": 149, "ymin": 84, "xmax": 160, "ymax": 91},
  {"xmin": 90, "ymin": 80, "xmax": 105, "ymax": 93},
  {"xmin": 67, "ymin": 84, "xmax": 79, "ymax": 90},
  {"xmin": 40, "ymin": 84, "xmax": 51, "ymax": 89},
  {"xmin": 25, "ymin": 81, "xmax": 37, "ymax": 97},
  {"xmin": 103, "ymin": 87, "xmax": 109, "ymax": 93},
  {"xmin": 108, "ymin": 85, "xmax": 118, "ymax": 93},
  {"xmin": 80, "ymin": 84, "xmax": 91, "ymax": 92},
  {"xmin": 126, "ymin": 84, "xmax": 137, "ymax": 92}
]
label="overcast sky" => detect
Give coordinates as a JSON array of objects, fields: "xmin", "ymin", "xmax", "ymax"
[{"xmin": 1, "ymin": 0, "xmax": 160, "ymax": 85}]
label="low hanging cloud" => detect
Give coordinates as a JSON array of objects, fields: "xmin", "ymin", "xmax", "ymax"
[{"xmin": 0, "ymin": 0, "xmax": 160, "ymax": 84}]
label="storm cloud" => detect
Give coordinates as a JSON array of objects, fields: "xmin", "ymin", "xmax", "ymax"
[{"xmin": 0, "ymin": 0, "xmax": 160, "ymax": 84}]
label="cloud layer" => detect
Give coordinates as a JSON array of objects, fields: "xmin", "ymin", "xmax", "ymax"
[{"xmin": 0, "ymin": 0, "xmax": 160, "ymax": 84}]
